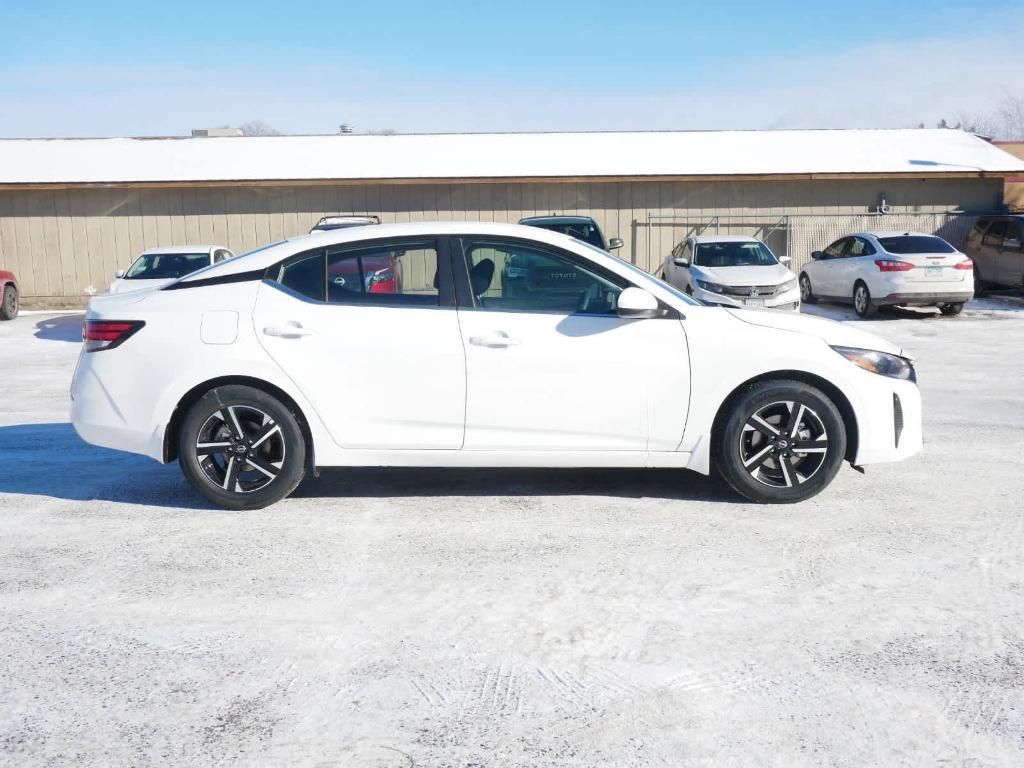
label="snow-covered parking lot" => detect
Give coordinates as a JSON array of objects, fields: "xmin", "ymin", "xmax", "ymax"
[{"xmin": 2, "ymin": 298, "xmax": 1024, "ymax": 767}]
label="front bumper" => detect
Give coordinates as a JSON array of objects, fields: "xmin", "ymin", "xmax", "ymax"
[
  {"xmin": 692, "ymin": 285, "xmax": 801, "ymax": 311},
  {"xmin": 850, "ymin": 374, "xmax": 922, "ymax": 465}
]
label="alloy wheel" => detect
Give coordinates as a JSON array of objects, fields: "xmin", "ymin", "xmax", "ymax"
[
  {"xmin": 853, "ymin": 288, "xmax": 865, "ymax": 314},
  {"xmin": 195, "ymin": 405, "xmax": 285, "ymax": 493},
  {"xmin": 799, "ymin": 275, "xmax": 811, "ymax": 301},
  {"xmin": 739, "ymin": 400, "xmax": 829, "ymax": 488}
]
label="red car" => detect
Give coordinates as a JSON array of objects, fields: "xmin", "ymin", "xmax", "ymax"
[{"xmin": 0, "ymin": 270, "xmax": 17, "ymax": 320}]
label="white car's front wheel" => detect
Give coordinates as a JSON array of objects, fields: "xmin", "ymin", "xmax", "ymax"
[
  {"xmin": 714, "ymin": 380, "xmax": 847, "ymax": 503},
  {"xmin": 799, "ymin": 273, "xmax": 816, "ymax": 304}
]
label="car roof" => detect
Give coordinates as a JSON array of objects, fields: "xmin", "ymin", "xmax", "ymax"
[
  {"xmin": 690, "ymin": 235, "xmax": 764, "ymax": 244},
  {"xmin": 519, "ymin": 215, "xmax": 597, "ymax": 226},
  {"xmin": 854, "ymin": 231, "xmax": 938, "ymax": 239},
  {"xmin": 140, "ymin": 245, "xmax": 222, "ymax": 255},
  {"xmin": 183, "ymin": 222, "xmax": 605, "ymax": 281}
]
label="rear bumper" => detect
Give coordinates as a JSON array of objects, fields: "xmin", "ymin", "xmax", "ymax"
[
  {"xmin": 879, "ymin": 291, "xmax": 972, "ymax": 306},
  {"xmin": 70, "ymin": 361, "xmax": 166, "ymax": 461}
]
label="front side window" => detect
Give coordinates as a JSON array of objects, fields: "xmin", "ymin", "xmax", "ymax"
[
  {"xmin": 822, "ymin": 239, "xmax": 848, "ymax": 259},
  {"xmin": 462, "ymin": 239, "xmax": 625, "ymax": 315},
  {"xmin": 982, "ymin": 221, "xmax": 1009, "ymax": 247},
  {"xmin": 125, "ymin": 252, "xmax": 210, "ymax": 279},
  {"xmin": 327, "ymin": 241, "xmax": 440, "ymax": 306},
  {"xmin": 693, "ymin": 241, "xmax": 778, "ymax": 267},
  {"xmin": 879, "ymin": 235, "xmax": 955, "ymax": 254}
]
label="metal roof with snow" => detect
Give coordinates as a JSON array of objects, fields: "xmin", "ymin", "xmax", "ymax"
[{"xmin": 1, "ymin": 128, "xmax": 1022, "ymax": 187}]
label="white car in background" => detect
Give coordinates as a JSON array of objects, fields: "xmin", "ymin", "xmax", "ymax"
[
  {"xmin": 72, "ymin": 222, "xmax": 921, "ymax": 510},
  {"xmin": 660, "ymin": 235, "xmax": 800, "ymax": 311},
  {"xmin": 109, "ymin": 246, "xmax": 234, "ymax": 294},
  {"xmin": 799, "ymin": 232, "xmax": 974, "ymax": 318}
]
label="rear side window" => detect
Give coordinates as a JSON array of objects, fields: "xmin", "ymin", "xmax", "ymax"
[
  {"xmin": 326, "ymin": 241, "xmax": 441, "ymax": 306},
  {"xmin": 878, "ymin": 236, "xmax": 955, "ymax": 254}
]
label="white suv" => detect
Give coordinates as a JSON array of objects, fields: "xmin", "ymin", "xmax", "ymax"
[{"xmin": 660, "ymin": 236, "xmax": 800, "ymax": 311}]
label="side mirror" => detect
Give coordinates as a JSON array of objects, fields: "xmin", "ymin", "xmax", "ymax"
[
  {"xmin": 810, "ymin": 251, "xmax": 823, "ymax": 261},
  {"xmin": 672, "ymin": 257, "xmax": 690, "ymax": 268},
  {"xmin": 617, "ymin": 287, "xmax": 660, "ymax": 319},
  {"xmin": 607, "ymin": 237, "xmax": 624, "ymax": 250},
  {"xmin": 780, "ymin": 255, "xmax": 792, "ymax": 266},
  {"xmin": 115, "ymin": 269, "xmax": 125, "ymax": 278}
]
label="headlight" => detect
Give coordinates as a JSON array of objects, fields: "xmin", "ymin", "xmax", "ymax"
[
  {"xmin": 832, "ymin": 346, "xmax": 916, "ymax": 381},
  {"xmin": 696, "ymin": 279, "xmax": 726, "ymax": 294},
  {"xmin": 778, "ymin": 278, "xmax": 798, "ymax": 293}
]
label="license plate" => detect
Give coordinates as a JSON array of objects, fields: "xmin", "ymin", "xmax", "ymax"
[
  {"xmin": 744, "ymin": 298, "xmax": 765, "ymax": 307},
  {"xmin": 926, "ymin": 266, "xmax": 943, "ymax": 279}
]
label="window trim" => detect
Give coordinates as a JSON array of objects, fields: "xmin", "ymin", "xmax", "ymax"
[
  {"xmin": 267, "ymin": 235, "xmax": 456, "ymax": 308},
  {"xmin": 451, "ymin": 234, "xmax": 678, "ymax": 318}
]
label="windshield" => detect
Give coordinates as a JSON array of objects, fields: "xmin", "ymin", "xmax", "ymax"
[
  {"xmin": 877, "ymin": 236, "xmax": 955, "ymax": 254},
  {"xmin": 528, "ymin": 222, "xmax": 605, "ymax": 249},
  {"xmin": 694, "ymin": 241, "xmax": 778, "ymax": 267},
  {"xmin": 125, "ymin": 252, "xmax": 210, "ymax": 279}
]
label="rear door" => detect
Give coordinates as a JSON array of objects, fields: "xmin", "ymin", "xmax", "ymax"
[
  {"xmin": 837, "ymin": 236, "xmax": 876, "ymax": 296},
  {"xmin": 252, "ymin": 237, "xmax": 467, "ymax": 449},
  {"xmin": 980, "ymin": 221, "xmax": 1010, "ymax": 286},
  {"xmin": 453, "ymin": 236, "xmax": 689, "ymax": 453},
  {"xmin": 997, "ymin": 220, "xmax": 1024, "ymax": 286}
]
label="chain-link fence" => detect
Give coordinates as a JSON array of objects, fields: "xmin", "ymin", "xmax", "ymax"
[{"xmin": 644, "ymin": 212, "xmax": 988, "ymax": 274}]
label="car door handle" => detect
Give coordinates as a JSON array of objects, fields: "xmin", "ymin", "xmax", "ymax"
[
  {"xmin": 263, "ymin": 322, "xmax": 314, "ymax": 339},
  {"xmin": 469, "ymin": 331, "xmax": 521, "ymax": 348}
]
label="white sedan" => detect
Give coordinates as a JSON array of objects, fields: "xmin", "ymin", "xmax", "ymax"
[
  {"xmin": 72, "ymin": 222, "xmax": 921, "ymax": 509},
  {"xmin": 660, "ymin": 235, "xmax": 800, "ymax": 311},
  {"xmin": 799, "ymin": 232, "xmax": 974, "ymax": 317},
  {"xmin": 108, "ymin": 245, "xmax": 235, "ymax": 294}
]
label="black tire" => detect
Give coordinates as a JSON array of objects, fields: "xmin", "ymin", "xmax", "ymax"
[
  {"xmin": 853, "ymin": 281, "xmax": 877, "ymax": 318},
  {"xmin": 799, "ymin": 273, "xmax": 817, "ymax": 304},
  {"xmin": 0, "ymin": 284, "xmax": 17, "ymax": 321},
  {"xmin": 178, "ymin": 385, "xmax": 307, "ymax": 510},
  {"xmin": 972, "ymin": 261, "xmax": 987, "ymax": 296},
  {"xmin": 939, "ymin": 302, "xmax": 964, "ymax": 316},
  {"xmin": 714, "ymin": 380, "xmax": 847, "ymax": 504}
]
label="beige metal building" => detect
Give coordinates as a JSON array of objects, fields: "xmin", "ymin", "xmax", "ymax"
[{"xmin": 1, "ymin": 128, "xmax": 1022, "ymax": 307}]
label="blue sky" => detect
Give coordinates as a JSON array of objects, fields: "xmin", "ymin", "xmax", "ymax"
[{"xmin": 2, "ymin": 0, "xmax": 1022, "ymax": 136}]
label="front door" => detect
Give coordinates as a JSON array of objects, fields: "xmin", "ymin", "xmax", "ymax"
[
  {"xmin": 252, "ymin": 237, "xmax": 467, "ymax": 449},
  {"xmin": 453, "ymin": 236, "xmax": 690, "ymax": 453}
]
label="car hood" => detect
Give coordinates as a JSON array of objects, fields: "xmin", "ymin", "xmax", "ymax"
[
  {"xmin": 726, "ymin": 308, "xmax": 906, "ymax": 357},
  {"xmin": 108, "ymin": 277, "xmax": 175, "ymax": 294},
  {"xmin": 692, "ymin": 263, "xmax": 794, "ymax": 286}
]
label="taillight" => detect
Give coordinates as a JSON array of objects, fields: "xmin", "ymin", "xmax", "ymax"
[
  {"xmin": 83, "ymin": 320, "xmax": 145, "ymax": 352},
  {"xmin": 955, "ymin": 260, "xmax": 973, "ymax": 270},
  {"xmin": 874, "ymin": 259, "xmax": 914, "ymax": 272}
]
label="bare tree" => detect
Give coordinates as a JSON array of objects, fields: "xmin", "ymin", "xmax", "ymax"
[
  {"xmin": 239, "ymin": 120, "xmax": 282, "ymax": 136},
  {"xmin": 995, "ymin": 95, "xmax": 1024, "ymax": 140}
]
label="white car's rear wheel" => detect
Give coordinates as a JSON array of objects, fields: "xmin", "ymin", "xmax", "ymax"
[
  {"xmin": 714, "ymin": 380, "xmax": 846, "ymax": 503},
  {"xmin": 178, "ymin": 385, "xmax": 306, "ymax": 510},
  {"xmin": 853, "ymin": 282, "xmax": 876, "ymax": 318}
]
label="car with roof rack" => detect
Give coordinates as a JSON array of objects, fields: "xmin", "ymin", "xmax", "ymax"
[{"xmin": 310, "ymin": 215, "xmax": 381, "ymax": 233}]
